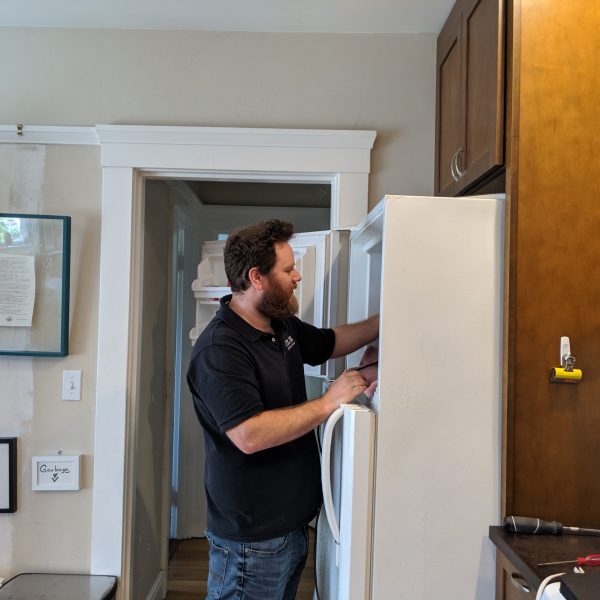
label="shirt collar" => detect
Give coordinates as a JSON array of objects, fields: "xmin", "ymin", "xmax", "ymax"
[{"xmin": 217, "ymin": 294, "xmax": 274, "ymax": 342}]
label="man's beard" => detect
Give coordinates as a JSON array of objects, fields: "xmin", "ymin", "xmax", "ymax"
[{"xmin": 258, "ymin": 283, "xmax": 299, "ymax": 320}]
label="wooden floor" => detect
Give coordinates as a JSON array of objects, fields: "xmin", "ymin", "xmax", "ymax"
[{"xmin": 166, "ymin": 531, "xmax": 315, "ymax": 600}]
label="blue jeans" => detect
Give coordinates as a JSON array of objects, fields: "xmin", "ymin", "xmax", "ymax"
[{"xmin": 204, "ymin": 526, "xmax": 309, "ymax": 600}]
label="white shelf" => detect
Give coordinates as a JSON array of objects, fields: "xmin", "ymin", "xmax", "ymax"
[
  {"xmin": 190, "ymin": 286, "xmax": 230, "ymax": 346},
  {"xmin": 193, "ymin": 286, "xmax": 230, "ymax": 302}
]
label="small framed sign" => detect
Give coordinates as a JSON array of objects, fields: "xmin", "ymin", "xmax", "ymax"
[
  {"xmin": 0, "ymin": 437, "xmax": 17, "ymax": 512},
  {"xmin": 32, "ymin": 454, "xmax": 81, "ymax": 491}
]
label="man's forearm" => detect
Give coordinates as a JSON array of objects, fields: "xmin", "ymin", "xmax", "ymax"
[
  {"xmin": 226, "ymin": 365, "xmax": 369, "ymax": 454},
  {"xmin": 226, "ymin": 397, "xmax": 331, "ymax": 454},
  {"xmin": 227, "ymin": 354, "xmax": 372, "ymax": 454},
  {"xmin": 331, "ymin": 314, "xmax": 379, "ymax": 358}
]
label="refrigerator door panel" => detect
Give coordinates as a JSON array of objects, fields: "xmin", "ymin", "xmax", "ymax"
[
  {"xmin": 357, "ymin": 195, "xmax": 504, "ymax": 599},
  {"xmin": 291, "ymin": 229, "xmax": 351, "ymax": 379},
  {"xmin": 346, "ymin": 205, "xmax": 384, "ymax": 369},
  {"xmin": 319, "ymin": 404, "xmax": 375, "ymax": 600},
  {"xmin": 316, "ymin": 411, "xmax": 344, "ymax": 600},
  {"xmin": 300, "ymin": 230, "xmax": 350, "ymax": 412},
  {"xmin": 321, "ymin": 407, "xmax": 344, "ymax": 545},
  {"xmin": 324, "ymin": 229, "xmax": 350, "ymax": 380},
  {"xmin": 289, "ymin": 231, "xmax": 328, "ymax": 376},
  {"xmin": 289, "ymin": 233, "xmax": 326, "ymax": 316},
  {"xmin": 338, "ymin": 405, "xmax": 375, "ymax": 600}
]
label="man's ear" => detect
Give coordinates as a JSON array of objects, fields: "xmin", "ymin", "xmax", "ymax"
[{"xmin": 247, "ymin": 266, "xmax": 265, "ymax": 290}]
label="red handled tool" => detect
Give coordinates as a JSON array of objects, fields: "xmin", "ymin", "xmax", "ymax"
[{"xmin": 538, "ymin": 554, "xmax": 600, "ymax": 567}]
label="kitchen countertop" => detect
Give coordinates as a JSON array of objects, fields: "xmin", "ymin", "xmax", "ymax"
[{"xmin": 489, "ymin": 526, "xmax": 600, "ymax": 599}]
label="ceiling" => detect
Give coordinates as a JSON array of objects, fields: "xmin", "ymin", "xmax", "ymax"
[
  {"xmin": 186, "ymin": 180, "xmax": 331, "ymax": 208},
  {"xmin": 1, "ymin": 0, "xmax": 454, "ymax": 33}
]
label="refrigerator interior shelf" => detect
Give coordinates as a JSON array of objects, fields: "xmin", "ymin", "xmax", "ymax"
[{"xmin": 193, "ymin": 286, "xmax": 230, "ymax": 302}]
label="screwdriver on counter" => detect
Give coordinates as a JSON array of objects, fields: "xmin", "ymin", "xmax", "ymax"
[
  {"xmin": 504, "ymin": 516, "xmax": 600, "ymax": 536},
  {"xmin": 538, "ymin": 554, "xmax": 600, "ymax": 567}
]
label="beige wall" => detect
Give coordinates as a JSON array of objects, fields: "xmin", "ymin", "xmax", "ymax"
[
  {"xmin": 0, "ymin": 26, "xmax": 435, "ymax": 580},
  {"xmin": 0, "ymin": 28, "xmax": 436, "ymax": 204},
  {"xmin": 0, "ymin": 144, "xmax": 101, "ymax": 577}
]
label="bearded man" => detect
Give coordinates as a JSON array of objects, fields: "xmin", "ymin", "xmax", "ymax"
[{"xmin": 187, "ymin": 219, "xmax": 378, "ymax": 600}]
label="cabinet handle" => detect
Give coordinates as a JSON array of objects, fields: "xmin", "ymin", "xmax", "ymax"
[
  {"xmin": 510, "ymin": 573, "xmax": 531, "ymax": 593},
  {"xmin": 450, "ymin": 150, "xmax": 460, "ymax": 181},
  {"xmin": 455, "ymin": 146, "xmax": 466, "ymax": 178}
]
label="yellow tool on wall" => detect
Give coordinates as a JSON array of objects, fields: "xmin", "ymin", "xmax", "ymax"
[{"xmin": 550, "ymin": 336, "xmax": 582, "ymax": 383}]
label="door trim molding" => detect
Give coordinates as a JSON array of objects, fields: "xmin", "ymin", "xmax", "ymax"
[{"xmin": 90, "ymin": 125, "xmax": 376, "ymax": 589}]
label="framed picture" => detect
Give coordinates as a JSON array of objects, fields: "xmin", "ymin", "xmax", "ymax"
[
  {"xmin": 0, "ymin": 438, "xmax": 17, "ymax": 513},
  {"xmin": 31, "ymin": 454, "xmax": 81, "ymax": 491},
  {"xmin": 0, "ymin": 214, "xmax": 71, "ymax": 356}
]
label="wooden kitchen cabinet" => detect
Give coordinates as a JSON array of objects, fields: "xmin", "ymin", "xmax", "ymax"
[
  {"xmin": 490, "ymin": 526, "xmax": 600, "ymax": 599},
  {"xmin": 496, "ymin": 552, "xmax": 532, "ymax": 600},
  {"xmin": 496, "ymin": 0, "xmax": 600, "ymax": 597},
  {"xmin": 504, "ymin": 0, "xmax": 600, "ymax": 527},
  {"xmin": 435, "ymin": 0, "xmax": 505, "ymax": 195}
]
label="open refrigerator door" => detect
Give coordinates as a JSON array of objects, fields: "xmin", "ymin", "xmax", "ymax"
[{"xmin": 317, "ymin": 403, "xmax": 376, "ymax": 600}]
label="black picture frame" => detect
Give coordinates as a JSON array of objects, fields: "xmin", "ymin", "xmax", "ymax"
[
  {"xmin": 0, "ymin": 437, "xmax": 17, "ymax": 513},
  {"xmin": 0, "ymin": 214, "xmax": 71, "ymax": 356}
]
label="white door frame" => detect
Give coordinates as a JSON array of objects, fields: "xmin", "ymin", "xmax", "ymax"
[{"xmin": 91, "ymin": 125, "xmax": 376, "ymax": 593}]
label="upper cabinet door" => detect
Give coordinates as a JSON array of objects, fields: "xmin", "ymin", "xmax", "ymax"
[
  {"xmin": 435, "ymin": 5, "xmax": 464, "ymax": 197},
  {"xmin": 435, "ymin": 0, "xmax": 505, "ymax": 196},
  {"xmin": 462, "ymin": 0, "xmax": 505, "ymax": 187}
]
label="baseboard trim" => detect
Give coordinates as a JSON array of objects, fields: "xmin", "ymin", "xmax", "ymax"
[{"xmin": 146, "ymin": 570, "xmax": 166, "ymax": 600}]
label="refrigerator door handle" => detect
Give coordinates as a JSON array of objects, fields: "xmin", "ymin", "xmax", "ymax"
[{"xmin": 321, "ymin": 406, "xmax": 344, "ymax": 545}]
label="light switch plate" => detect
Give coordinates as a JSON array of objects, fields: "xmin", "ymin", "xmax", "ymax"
[{"xmin": 62, "ymin": 370, "xmax": 81, "ymax": 401}]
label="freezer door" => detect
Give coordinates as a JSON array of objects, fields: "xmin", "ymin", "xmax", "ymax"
[
  {"xmin": 289, "ymin": 231, "xmax": 328, "ymax": 376},
  {"xmin": 324, "ymin": 229, "xmax": 350, "ymax": 380},
  {"xmin": 346, "ymin": 207, "xmax": 384, "ymax": 370},
  {"xmin": 290, "ymin": 230, "xmax": 350, "ymax": 378},
  {"xmin": 319, "ymin": 404, "xmax": 376, "ymax": 600}
]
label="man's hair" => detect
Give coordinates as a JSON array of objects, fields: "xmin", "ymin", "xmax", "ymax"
[{"xmin": 224, "ymin": 219, "xmax": 294, "ymax": 292}]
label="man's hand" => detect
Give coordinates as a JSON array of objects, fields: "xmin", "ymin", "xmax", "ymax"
[{"xmin": 322, "ymin": 369, "xmax": 368, "ymax": 411}]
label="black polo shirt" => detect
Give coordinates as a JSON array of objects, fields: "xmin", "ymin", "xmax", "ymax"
[{"xmin": 187, "ymin": 295, "xmax": 336, "ymax": 541}]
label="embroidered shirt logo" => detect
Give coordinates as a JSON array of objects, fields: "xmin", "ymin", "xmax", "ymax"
[{"xmin": 284, "ymin": 335, "xmax": 296, "ymax": 352}]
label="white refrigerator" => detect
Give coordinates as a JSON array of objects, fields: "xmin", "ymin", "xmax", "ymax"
[{"xmin": 313, "ymin": 194, "xmax": 504, "ymax": 600}]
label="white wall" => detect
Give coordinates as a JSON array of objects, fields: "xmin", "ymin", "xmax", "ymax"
[{"xmin": 0, "ymin": 26, "xmax": 436, "ymax": 581}]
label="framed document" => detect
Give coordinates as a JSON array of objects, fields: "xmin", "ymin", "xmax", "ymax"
[
  {"xmin": 0, "ymin": 438, "xmax": 17, "ymax": 513},
  {"xmin": 32, "ymin": 454, "xmax": 81, "ymax": 491},
  {"xmin": 0, "ymin": 214, "xmax": 70, "ymax": 356}
]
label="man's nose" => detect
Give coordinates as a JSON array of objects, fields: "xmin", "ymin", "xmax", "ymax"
[{"xmin": 293, "ymin": 269, "xmax": 301, "ymax": 282}]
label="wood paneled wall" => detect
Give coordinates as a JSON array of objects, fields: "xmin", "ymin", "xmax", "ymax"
[{"xmin": 506, "ymin": 0, "xmax": 600, "ymax": 526}]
